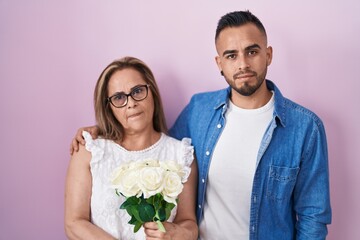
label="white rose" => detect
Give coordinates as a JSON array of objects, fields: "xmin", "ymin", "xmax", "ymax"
[
  {"xmin": 138, "ymin": 166, "xmax": 164, "ymax": 198},
  {"xmin": 111, "ymin": 165, "xmax": 141, "ymax": 197},
  {"xmin": 160, "ymin": 160, "xmax": 190, "ymax": 182},
  {"xmin": 110, "ymin": 163, "xmax": 130, "ymax": 186},
  {"xmin": 162, "ymin": 171, "xmax": 184, "ymax": 205}
]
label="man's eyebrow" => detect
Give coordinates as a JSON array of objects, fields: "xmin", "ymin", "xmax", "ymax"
[
  {"xmin": 245, "ymin": 44, "xmax": 261, "ymax": 51},
  {"xmin": 222, "ymin": 44, "xmax": 262, "ymax": 57},
  {"xmin": 222, "ymin": 50, "xmax": 238, "ymax": 57}
]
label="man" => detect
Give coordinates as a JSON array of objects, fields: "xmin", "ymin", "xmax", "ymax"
[{"xmin": 72, "ymin": 10, "xmax": 331, "ymax": 239}]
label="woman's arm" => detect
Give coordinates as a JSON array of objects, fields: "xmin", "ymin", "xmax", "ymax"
[
  {"xmin": 144, "ymin": 159, "xmax": 199, "ymax": 240},
  {"xmin": 64, "ymin": 144, "xmax": 116, "ymax": 240}
]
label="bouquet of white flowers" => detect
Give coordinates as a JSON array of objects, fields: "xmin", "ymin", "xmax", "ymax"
[{"xmin": 110, "ymin": 159, "xmax": 190, "ymax": 233}]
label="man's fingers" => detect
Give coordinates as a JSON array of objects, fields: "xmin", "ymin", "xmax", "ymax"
[
  {"xmin": 69, "ymin": 127, "xmax": 92, "ymax": 156},
  {"xmin": 85, "ymin": 126, "xmax": 98, "ymax": 139},
  {"xmin": 75, "ymin": 133, "xmax": 85, "ymax": 145},
  {"xmin": 69, "ymin": 143, "xmax": 74, "ymax": 155},
  {"xmin": 70, "ymin": 139, "xmax": 78, "ymax": 155}
]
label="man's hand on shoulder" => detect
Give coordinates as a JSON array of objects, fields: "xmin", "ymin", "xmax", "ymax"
[{"xmin": 70, "ymin": 125, "xmax": 99, "ymax": 155}]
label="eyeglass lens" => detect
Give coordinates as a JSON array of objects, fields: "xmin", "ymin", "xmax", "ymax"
[{"xmin": 109, "ymin": 85, "xmax": 148, "ymax": 108}]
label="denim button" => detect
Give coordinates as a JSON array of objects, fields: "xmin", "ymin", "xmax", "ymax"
[
  {"xmin": 217, "ymin": 124, "xmax": 222, "ymax": 128},
  {"xmin": 202, "ymin": 179, "xmax": 205, "ymax": 183},
  {"xmin": 205, "ymin": 151, "xmax": 210, "ymax": 156},
  {"xmin": 198, "ymin": 205, "xmax": 202, "ymax": 208}
]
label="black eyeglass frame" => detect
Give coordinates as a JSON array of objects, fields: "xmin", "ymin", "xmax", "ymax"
[{"xmin": 107, "ymin": 84, "xmax": 151, "ymax": 108}]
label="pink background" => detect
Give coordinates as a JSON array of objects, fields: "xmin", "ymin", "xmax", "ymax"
[{"xmin": 1, "ymin": 1, "xmax": 359, "ymax": 239}]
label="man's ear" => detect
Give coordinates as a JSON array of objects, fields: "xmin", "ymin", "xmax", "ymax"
[
  {"xmin": 215, "ymin": 55, "xmax": 223, "ymax": 74},
  {"xmin": 266, "ymin": 46, "xmax": 273, "ymax": 66}
]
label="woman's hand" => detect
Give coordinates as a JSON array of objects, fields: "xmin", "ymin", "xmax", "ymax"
[
  {"xmin": 143, "ymin": 222, "xmax": 175, "ymax": 240},
  {"xmin": 143, "ymin": 153, "xmax": 199, "ymax": 240},
  {"xmin": 70, "ymin": 125, "xmax": 99, "ymax": 154}
]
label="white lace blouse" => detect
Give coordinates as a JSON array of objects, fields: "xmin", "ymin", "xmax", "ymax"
[{"xmin": 83, "ymin": 131, "xmax": 194, "ymax": 240}]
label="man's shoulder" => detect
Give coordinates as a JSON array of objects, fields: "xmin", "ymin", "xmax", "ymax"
[
  {"xmin": 280, "ymin": 97, "xmax": 325, "ymax": 128},
  {"xmin": 189, "ymin": 88, "xmax": 229, "ymax": 105},
  {"xmin": 192, "ymin": 87, "xmax": 228, "ymax": 97},
  {"xmin": 269, "ymin": 80, "xmax": 324, "ymax": 127}
]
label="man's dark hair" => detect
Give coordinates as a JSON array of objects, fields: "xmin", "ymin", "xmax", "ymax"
[{"xmin": 215, "ymin": 10, "xmax": 267, "ymax": 41}]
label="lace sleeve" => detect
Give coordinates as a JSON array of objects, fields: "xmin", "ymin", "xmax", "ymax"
[
  {"xmin": 82, "ymin": 131, "xmax": 105, "ymax": 163},
  {"xmin": 180, "ymin": 137, "xmax": 194, "ymax": 182}
]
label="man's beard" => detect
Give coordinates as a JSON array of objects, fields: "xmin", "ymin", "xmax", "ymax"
[{"xmin": 225, "ymin": 67, "xmax": 268, "ymax": 96}]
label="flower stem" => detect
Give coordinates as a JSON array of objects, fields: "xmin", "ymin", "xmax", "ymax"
[{"xmin": 156, "ymin": 220, "xmax": 166, "ymax": 232}]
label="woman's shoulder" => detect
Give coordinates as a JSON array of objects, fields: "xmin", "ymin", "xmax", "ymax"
[
  {"xmin": 160, "ymin": 133, "xmax": 194, "ymax": 165},
  {"xmin": 82, "ymin": 131, "xmax": 121, "ymax": 163},
  {"xmin": 162, "ymin": 133, "xmax": 192, "ymax": 147}
]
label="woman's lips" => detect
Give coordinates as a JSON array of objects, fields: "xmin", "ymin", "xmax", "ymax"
[{"xmin": 127, "ymin": 112, "xmax": 142, "ymax": 119}]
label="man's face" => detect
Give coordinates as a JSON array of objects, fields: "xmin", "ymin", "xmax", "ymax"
[{"xmin": 215, "ymin": 23, "xmax": 272, "ymax": 97}]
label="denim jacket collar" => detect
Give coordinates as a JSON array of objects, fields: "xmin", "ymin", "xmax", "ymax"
[{"xmin": 216, "ymin": 80, "xmax": 286, "ymax": 127}]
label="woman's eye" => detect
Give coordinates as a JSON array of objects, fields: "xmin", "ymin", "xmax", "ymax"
[
  {"xmin": 132, "ymin": 87, "xmax": 143, "ymax": 95},
  {"xmin": 114, "ymin": 94, "xmax": 126, "ymax": 101}
]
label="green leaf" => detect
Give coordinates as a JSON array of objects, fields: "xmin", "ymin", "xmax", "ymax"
[
  {"xmin": 155, "ymin": 193, "xmax": 162, "ymax": 201},
  {"xmin": 129, "ymin": 196, "xmax": 142, "ymax": 205},
  {"xmin": 138, "ymin": 202, "xmax": 156, "ymax": 222},
  {"xmin": 120, "ymin": 201, "xmax": 128, "ymax": 210},
  {"xmin": 166, "ymin": 202, "xmax": 175, "ymax": 210},
  {"xmin": 125, "ymin": 206, "xmax": 133, "ymax": 216},
  {"xmin": 146, "ymin": 195, "xmax": 155, "ymax": 205},
  {"xmin": 164, "ymin": 202, "xmax": 175, "ymax": 219},
  {"xmin": 130, "ymin": 205, "xmax": 142, "ymax": 223},
  {"xmin": 128, "ymin": 215, "xmax": 138, "ymax": 224},
  {"xmin": 120, "ymin": 196, "xmax": 141, "ymax": 209},
  {"xmin": 133, "ymin": 221, "xmax": 143, "ymax": 233},
  {"xmin": 154, "ymin": 194, "xmax": 163, "ymax": 210},
  {"xmin": 157, "ymin": 207, "xmax": 167, "ymax": 222}
]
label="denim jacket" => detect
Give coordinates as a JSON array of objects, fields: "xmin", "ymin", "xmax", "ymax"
[{"xmin": 169, "ymin": 80, "xmax": 331, "ymax": 240}]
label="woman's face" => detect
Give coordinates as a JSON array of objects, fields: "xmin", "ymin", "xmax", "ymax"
[{"xmin": 107, "ymin": 68, "xmax": 155, "ymax": 136}]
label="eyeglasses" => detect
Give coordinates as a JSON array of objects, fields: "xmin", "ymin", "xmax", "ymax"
[{"xmin": 107, "ymin": 84, "xmax": 150, "ymax": 108}]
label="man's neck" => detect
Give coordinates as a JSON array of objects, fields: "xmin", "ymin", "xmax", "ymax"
[{"xmin": 230, "ymin": 82, "xmax": 272, "ymax": 109}]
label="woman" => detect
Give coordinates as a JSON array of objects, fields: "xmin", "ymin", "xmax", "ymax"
[{"xmin": 65, "ymin": 57, "xmax": 198, "ymax": 240}]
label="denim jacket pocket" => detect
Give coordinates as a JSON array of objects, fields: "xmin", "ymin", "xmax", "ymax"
[{"xmin": 266, "ymin": 165, "xmax": 300, "ymax": 201}]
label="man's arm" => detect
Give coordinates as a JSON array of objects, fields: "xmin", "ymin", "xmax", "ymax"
[{"xmin": 294, "ymin": 122, "xmax": 332, "ymax": 239}]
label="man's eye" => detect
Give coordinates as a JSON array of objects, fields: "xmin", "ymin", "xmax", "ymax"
[
  {"xmin": 226, "ymin": 54, "xmax": 236, "ymax": 59},
  {"xmin": 248, "ymin": 50, "xmax": 257, "ymax": 56}
]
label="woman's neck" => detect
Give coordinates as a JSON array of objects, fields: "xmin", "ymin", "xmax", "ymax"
[{"xmin": 120, "ymin": 129, "xmax": 161, "ymax": 151}]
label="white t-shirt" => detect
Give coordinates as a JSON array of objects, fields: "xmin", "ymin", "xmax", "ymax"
[
  {"xmin": 199, "ymin": 94, "xmax": 274, "ymax": 239},
  {"xmin": 83, "ymin": 131, "xmax": 194, "ymax": 240}
]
